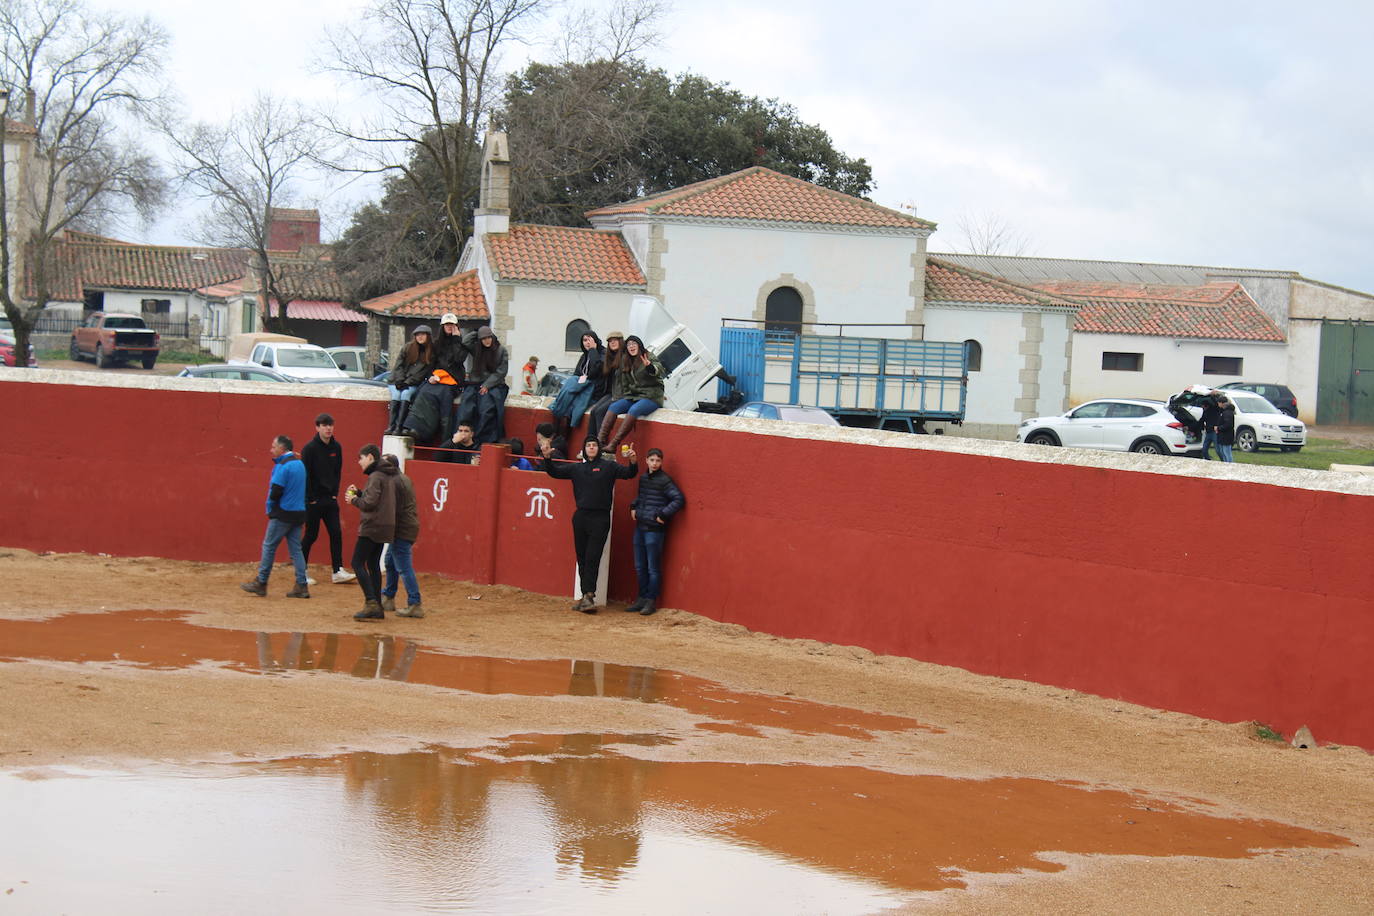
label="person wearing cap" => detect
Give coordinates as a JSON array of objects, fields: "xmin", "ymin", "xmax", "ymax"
[
  {"xmin": 586, "ymin": 330, "xmax": 625, "ymax": 439},
  {"xmin": 457, "ymin": 325, "xmax": 510, "ymax": 445},
  {"xmin": 521, "ymin": 355, "xmax": 540, "ymax": 396},
  {"xmin": 385, "ymin": 325, "xmax": 437, "ymax": 435},
  {"xmin": 399, "ymin": 312, "xmax": 469, "ymax": 443}
]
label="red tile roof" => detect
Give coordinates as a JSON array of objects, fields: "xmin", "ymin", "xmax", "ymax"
[
  {"xmin": 1032, "ymin": 280, "xmax": 1285, "ymax": 342},
  {"xmin": 925, "ymin": 258, "xmax": 1080, "ymax": 308},
  {"xmin": 2, "ymin": 118, "xmax": 37, "ymax": 137},
  {"xmin": 484, "ymin": 225, "xmax": 645, "ymax": 286},
  {"xmin": 263, "ymin": 254, "xmax": 346, "ymax": 302},
  {"xmin": 267, "ymin": 300, "xmax": 368, "ymax": 323},
  {"xmin": 586, "ymin": 167, "xmax": 935, "ymax": 231},
  {"xmin": 359, "ymin": 270, "xmax": 489, "ymax": 319},
  {"xmin": 36, "ymin": 239, "xmax": 250, "ymax": 300}
]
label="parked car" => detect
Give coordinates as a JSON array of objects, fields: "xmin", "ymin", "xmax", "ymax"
[
  {"xmin": 0, "ymin": 317, "xmax": 37, "ymax": 367},
  {"xmin": 326, "ymin": 346, "xmax": 388, "ymax": 379},
  {"xmin": 299, "ymin": 376, "xmax": 388, "ymax": 388},
  {"xmin": 176, "ymin": 364, "xmax": 301, "ymax": 383},
  {"xmin": 1017, "ymin": 398, "xmax": 1202, "ymax": 456},
  {"xmin": 1174, "ymin": 385, "xmax": 1306, "ymax": 453},
  {"xmin": 730, "ymin": 401, "xmax": 841, "ymax": 426},
  {"xmin": 1214, "ymin": 382, "xmax": 1298, "ymax": 418},
  {"xmin": 69, "ymin": 312, "xmax": 160, "ymax": 368},
  {"xmin": 232, "ymin": 340, "xmax": 349, "ymax": 381}
]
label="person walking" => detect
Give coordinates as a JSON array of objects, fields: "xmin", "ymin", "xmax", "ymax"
[
  {"xmin": 1199, "ymin": 392, "xmax": 1223, "ymax": 460},
  {"xmin": 597, "ymin": 335, "xmax": 665, "ymax": 452},
  {"xmin": 544, "ymin": 437, "xmax": 638, "ymax": 614},
  {"xmin": 457, "ymin": 325, "xmax": 510, "ymax": 444},
  {"xmin": 521, "ymin": 355, "xmax": 540, "ymax": 395},
  {"xmin": 385, "ymin": 325, "xmax": 437, "ymax": 435},
  {"xmin": 627, "ymin": 448, "xmax": 684, "ymax": 617},
  {"xmin": 300, "ymin": 413, "xmax": 355, "ymax": 586},
  {"xmin": 381, "ymin": 455, "xmax": 423, "ymax": 618},
  {"xmin": 345, "ymin": 443, "xmax": 399, "ymax": 620},
  {"xmin": 240, "ymin": 434, "xmax": 311, "ymax": 599},
  {"xmin": 1214, "ymin": 395, "xmax": 1237, "ymax": 463}
]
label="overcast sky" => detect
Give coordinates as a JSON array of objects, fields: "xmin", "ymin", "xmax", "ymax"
[{"xmin": 132, "ymin": 0, "xmax": 1374, "ymax": 291}]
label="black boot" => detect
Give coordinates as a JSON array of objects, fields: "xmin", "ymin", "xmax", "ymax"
[
  {"xmin": 384, "ymin": 400, "xmax": 401, "ymax": 435},
  {"xmin": 624, "ymin": 596, "xmax": 646, "ymax": 613},
  {"xmin": 639, "ymin": 599, "xmax": 658, "ymax": 616},
  {"xmin": 393, "ymin": 400, "xmax": 412, "ymax": 436}
]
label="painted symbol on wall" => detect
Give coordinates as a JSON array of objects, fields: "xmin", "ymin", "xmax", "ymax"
[
  {"xmin": 525, "ymin": 487, "xmax": 555, "ymax": 519},
  {"xmin": 433, "ymin": 478, "xmax": 449, "ymax": 512}
]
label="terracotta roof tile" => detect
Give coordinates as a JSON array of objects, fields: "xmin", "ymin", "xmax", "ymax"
[
  {"xmin": 263, "ymin": 253, "xmax": 346, "ymax": 302},
  {"xmin": 925, "ymin": 258, "xmax": 1080, "ymax": 308},
  {"xmin": 1031, "ymin": 281, "xmax": 1285, "ymax": 342},
  {"xmin": 266, "ymin": 300, "xmax": 368, "ymax": 323},
  {"xmin": 587, "ymin": 167, "xmax": 934, "ymax": 231},
  {"xmin": 35, "ymin": 239, "xmax": 250, "ymax": 301},
  {"xmin": 359, "ymin": 270, "xmax": 488, "ymax": 319},
  {"xmin": 2, "ymin": 117, "xmax": 37, "ymax": 137},
  {"xmin": 485, "ymin": 225, "xmax": 645, "ymax": 286}
]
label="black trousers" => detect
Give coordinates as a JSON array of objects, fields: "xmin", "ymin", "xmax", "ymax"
[
  {"xmin": 300, "ymin": 498, "xmax": 343, "ymax": 571},
  {"xmin": 572, "ymin": 509, "xmax": 611, "ymax": 596},
  {"xmin": 351, "ymin": 536, "xmax": 386, "ymax": 603}
]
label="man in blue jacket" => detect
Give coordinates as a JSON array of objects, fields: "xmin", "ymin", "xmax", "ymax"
[
  {"xmin": 240, "ymin": 434, "xmax": 311, "ymax": 598},
  {"xmin": 626, "ymin": 448, "xmax": 684, "ymax": 617}
]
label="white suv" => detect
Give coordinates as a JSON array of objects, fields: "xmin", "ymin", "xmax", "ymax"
[
  {"xmin": 1219, "ymin": 390, "xmax": 1306, "ymax": 452},
  {"xmin": 1017, "ymin": 398, "xmax": 1202, "ymax": 456}
]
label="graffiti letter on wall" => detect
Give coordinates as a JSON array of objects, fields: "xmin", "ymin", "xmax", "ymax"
[
  {"xmin": 526, "ymin": 487, "xmax": 554, "ymax": 519},
  {"xmin": 433, "ymin": 478, "xmax": 449, "ymax": 512}
]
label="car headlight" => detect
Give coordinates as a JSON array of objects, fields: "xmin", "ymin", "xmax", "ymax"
[{"xmin": 1261, "ymin": 422, "xmax": 1278, "ymax": 430}]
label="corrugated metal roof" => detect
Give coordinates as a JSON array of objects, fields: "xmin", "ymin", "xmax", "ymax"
[{"xmin": 932, "ymin": 253, "xmax": 1299, "ymax": 286}]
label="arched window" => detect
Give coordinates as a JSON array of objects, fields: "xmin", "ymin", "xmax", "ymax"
[
  {"xmin": 564, "ymin": 319, "xmax": 591, "ymax": 351},
  {"xmin": 964, "ymin": 339, "xmax": 982, "ymax": 372},
  {"xmin": 764, "ymin": 286, "xmax": 804, "ymax": 333}
]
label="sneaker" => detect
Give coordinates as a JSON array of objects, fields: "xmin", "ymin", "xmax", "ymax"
[
  {"xmin": 381, "ymin": 595, "xmax": 396, "ymax": 613},
  {"xmin": 305, "ymin": 576, "xmax": 318, "ymax": 586},
  {"xmin": 239, "ymin": 580, "xmax": 267, "ymax": 597},
  {"xmin": 286, "ymin": 582, "xmax": 310, "ymax": 599},
  {"xmin": 397, "ymin": 603, "xmax": 426, "ymax": 619},
  {"xmin": 579, "ymin": 593, "xmax": 599, "ymax": 615},
  {"xmin": 332, "ymin": 569, "xmax": 357, "ymax": 584}
]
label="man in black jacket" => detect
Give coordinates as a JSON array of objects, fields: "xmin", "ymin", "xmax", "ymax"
[
  {"xmin": 544, "ymin": 438, "xmax": 637, "ymax": 613},
  {"xmin": 627, "ymin": 448, "xmax": 684, "ymax": 616},
  {"xmin": 300, "ymin": 413, "xmax": 355, "ymax": 585}
]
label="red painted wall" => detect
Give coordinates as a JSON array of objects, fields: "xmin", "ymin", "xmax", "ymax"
[{"xmin": 4, "ymin": 378, "xmax": 1372, "ymax": 749}]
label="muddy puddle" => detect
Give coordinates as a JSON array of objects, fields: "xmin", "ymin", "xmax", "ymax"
[
  {"xmin": 0, "ymin": 610, "xmax": 1355, "ymax": 912},
  {"xmin": 0, "ymin": 609, "xmax": 930, "ymax": 739}
]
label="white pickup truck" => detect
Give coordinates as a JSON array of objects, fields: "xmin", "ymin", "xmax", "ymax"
[{"xmin": 227, "ymin": 333, "xmax": 348, "ymax": 381}]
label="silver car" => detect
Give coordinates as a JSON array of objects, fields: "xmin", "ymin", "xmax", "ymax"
[{"xmin": 1017, "ymin": 398, "xmax": 1202, "ymax": 456}]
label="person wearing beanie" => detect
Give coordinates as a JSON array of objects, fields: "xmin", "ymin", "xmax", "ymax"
[
  {"xmin": 597, "ymin": 334, "xmax": 665, "ymax": 452},
  {"xmin": 385, "ymin": 325, "xmax": 436, "ymax": 435},
  {"xmin": 548, "ymin": 330, "xmax": 605, "ymax": 441},
  {"xmin": 457, "ymin": 325, "xmax": 510, "ymax": 444},
  {"xmin": 399, "ymin": 313, "xmax": 469, "ymax": 443}
]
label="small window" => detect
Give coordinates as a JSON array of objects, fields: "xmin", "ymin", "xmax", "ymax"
[
  {"xmin": 963, "ymin": 339, "xmax": 982, "ymax": 372},
  {"xmin": 658, "ymin": 339, "xmax": 690, "ymax": 375},
  {"xmin": 564, "ymin": 319, "xmax": 591, "ymax": 351},
  {"xmin": 141, "ymin": 298, "xmax": 172, "ymax": 313},
  {"xmin": 1102, "ymin": 351, "xmax": 1143, "ymax": 371},
  {"xmin": 1108, "ymin": 403, "xmax": 1156, "ymax": 419},
  {"xmin": 1203, "ymin": 356, "xmax": 1243, "ymax": 376}
]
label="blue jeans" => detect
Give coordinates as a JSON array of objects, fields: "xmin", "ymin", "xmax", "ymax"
[
  {"xmin": 1201, "ymin": 429, "xmax": 1217, "ymax": 459},
  {"xmin": 383, "ymin": 539, "xmax": 420, "ymax": 606},
  {"xmin": 256, "ymin": 518, "xmax": 306, "ymax": 585},
  {"xmin": 633, "ymin": 528, "xmax": 666, "ymax": 599},
  {"xmin": 607, "ymin": 397, "xmax": 660, "ymax": 420},
  {"xmin": 387, "ymin": 384, "xmax": 418, "ymax": 402},
  {"xmin": 1216, "ymin": 443, "xmax": 1234, "ymax": 462}
]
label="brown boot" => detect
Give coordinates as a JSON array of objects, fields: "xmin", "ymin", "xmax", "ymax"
[
  {"xmin": 354, "ymin": 600, "xmax": 385, "ymax": 620},
  {"xmin": 597, "ymin": 412, "xmax": 617, "ymax": 446},
  {"xmin": 607, "ymin": 414, "xmax": 637, "ymax": 452},
  {"xmin": 555, "ymin": 416, "xmax": 571, "ymax": 441},
  {"xmin": 285, "ymin": 581, "xmax": 310, "ymax": 599}
]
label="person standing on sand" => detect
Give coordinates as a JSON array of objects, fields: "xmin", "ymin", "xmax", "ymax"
[
  {"xmin": 544, "ymin": 437, "xmax": 638, "ymax": 614},
  {"xmin": 300, "ymin": 413, "xmax": 355, "ymax": 586},
  {"xmin": 345, "ymin": 444, "xmax": 398, "ymax": 620},
  {"xmin": 627, "ymin": 448, "xmax": 684, "ymax": 617},
  {"xmin": 380, "ymin": 455, "xmax": 423, "ymax": 618},
  {"xmin": 240, "ymin": 435, "xmax": 310, "ymax": 599}
]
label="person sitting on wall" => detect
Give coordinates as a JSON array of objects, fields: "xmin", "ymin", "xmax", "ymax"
[
  {"xmin": 401, "ymin": 313, "xmax": 468, "ymax": 443},
  {"xmin": 548, "ymin": 332, "xmax": 605, "ymax": 441},
  {"xmin": 521, "ymin": 355, "xmax": 540, "ymax": 396},
  {"xmin": 585, "ymin": 331, "xmax": 625, "ymax": 438},
  {"xmin": 506, "ymin": 437, "xmax": 534, "ymax": 470},
  {"xmin": 456, "ymin": 325, "xmax": 509, "ymax": 445},
  {"xmin": 597, "ymin": 335, "xmax": 665, "ymax": 452},
  {"xmin": 436, "ymin": 421, "xmax": 479, "ymax": 465},
  {"xmin": 384, "ymin": 325, "xmax": 437, "ymax": 435},
  {"xmin": 544, "ymin": 436, "xmax": 638, "ymax": 614},
  {"xmin": 627, "ymin": 448, "xmax": 684, "ymax": 617}
]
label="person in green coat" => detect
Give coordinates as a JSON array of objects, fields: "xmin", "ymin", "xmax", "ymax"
[{"xmin": 597, "ymin": 335, "xmax": 665, "ymax": 452}]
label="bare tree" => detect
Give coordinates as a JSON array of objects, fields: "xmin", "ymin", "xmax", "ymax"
[
  {"xmin": 0, "ymin": 0, "xmax": 167, "ymax": 363},
  {"xmin": 164, "ymin": 95, "xmax": 335, "ymax": 333},
  {"xmin": 321, "ymin": 0, "xmax": 550, "ymax": 268},
  {"xmin": 951, "ymin": 210, "xmax": 1033, "ymax": 257}
]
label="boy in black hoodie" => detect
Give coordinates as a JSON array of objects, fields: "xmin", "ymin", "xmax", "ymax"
[{"xmin": 300, "ymin": 413, "xmax": 354, "ymax": 585}]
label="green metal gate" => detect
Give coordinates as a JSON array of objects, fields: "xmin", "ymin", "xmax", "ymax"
[{"xmin": 1317, "ymin": 320, "xmax": 1374, "ymax": 424}]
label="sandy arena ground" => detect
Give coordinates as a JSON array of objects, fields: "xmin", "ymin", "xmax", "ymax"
[{"xmin": 0, "ymin": 548, "xmax": 1371, "ymax": 913}]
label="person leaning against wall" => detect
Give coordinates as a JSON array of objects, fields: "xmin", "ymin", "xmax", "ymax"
[
  {"xmin": 240, "ymin": 434, "xmax": 311, "ymax": 599},
  {"xmin": 627, "ymin": 447, "xmax": 684, "ymax": 617},
  {"xmin": 544, "ymin": 436, "xmax": 638, "ymax": 614},
  {"xmin": 344, "ymin": 443, "xmax": 398, "ymax": 620},
  {"xmin": 381, "ymin": 454, "xmax": 424, "ymax": 618}
]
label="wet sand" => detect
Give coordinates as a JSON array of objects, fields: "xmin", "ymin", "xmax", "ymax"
[{"xmin": 1, "ymin": 548, "xmax": 1371, "ymax": 913}]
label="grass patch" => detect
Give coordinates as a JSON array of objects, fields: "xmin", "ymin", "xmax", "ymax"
[
  {"xmin": 160, "ymin": 349, "xmax": 218, "ymax": 365},
  {"xmin": 1232, "ymin": 438, "xmax": 1374, "ymax": 470},
  {"xmin": 1254, "ymin": 723, "xmax": 1286, "ymax": 742},
  {"xmin": 37, "ymin": 348, "xmax": 67, "ymax": 361}
]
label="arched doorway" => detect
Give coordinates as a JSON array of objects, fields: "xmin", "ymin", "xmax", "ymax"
[{"xmin": 765, "ymin": 286, "xmax": 804, "ymax": 333}]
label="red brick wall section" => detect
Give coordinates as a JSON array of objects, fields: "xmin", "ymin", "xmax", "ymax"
[{"xmin": 3, "ymin": 379, "xmax": 1372, "ymax": 750}]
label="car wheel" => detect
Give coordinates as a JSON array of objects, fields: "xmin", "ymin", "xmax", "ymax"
[
  {"xmin": 1130, "ymin": 438, "xmax": 1168, "ymax": 455},
  {"xmin": 1236, "ymin": 427, "xmax": 1258, "ymax": 452},
  {"xmin": 95, "ymin": 343, "xmax": 109, "ymax": 369},
  {"xmin": 69, "ymin": 337, "xmax": 81, "ymax": 361},
  {"xmin": 142, "ymin": 354, "xmax": 157, "ymax": 369},
  {"xmin": 1025, "ymin": 432, "xmax": 1059, "ymax": 447}
]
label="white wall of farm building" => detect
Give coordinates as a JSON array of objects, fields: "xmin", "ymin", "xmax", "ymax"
[
  {"xmin": 1285, "ymin": 321, "xmax": 1321, "ymax": 424},
  {"xmin": 503, "ymin": 284, "xmax": 641, "ymax": 382},
  {"xmin": 924, "ymin": 305, "xmax": 1027, "ymax": 427},
  {"xmin": 1070, "ymin": 333, "xmax": 1289, "ymax": 404},
  {"xmin": 656, "ymin": 223, "xmax": 922, "ymax": 346}
]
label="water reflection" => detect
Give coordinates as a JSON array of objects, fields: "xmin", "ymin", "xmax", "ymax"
[{"xmin": 0, "ymin": 610, "xmax": 932, "ymax": 740}]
